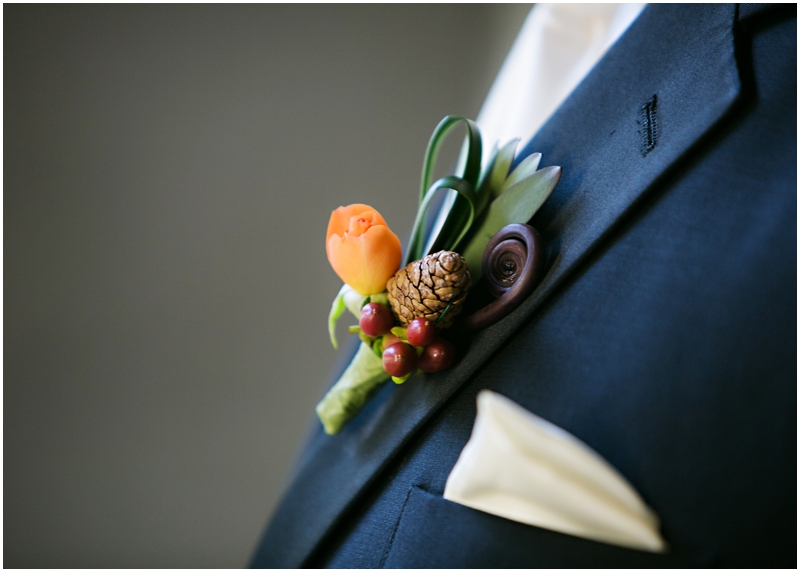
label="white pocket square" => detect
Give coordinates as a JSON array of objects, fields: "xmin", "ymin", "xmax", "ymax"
[{"xmin": 443, "ymin": 390, "xmax": 667, "ymax": 553}]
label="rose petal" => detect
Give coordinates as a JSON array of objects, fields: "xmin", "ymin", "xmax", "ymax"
[
  {"xmin": 326, "ymin": 204, "xmax": 387, "ymax": 242},
  {"xmin": 327, "ymin": 224, "xmax": 402, "ymax": 295}
]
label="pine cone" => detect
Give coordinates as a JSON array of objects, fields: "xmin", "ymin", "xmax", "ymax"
[{"xmin": 387, "ymin": 251, "xmax": 471, "ymax": 328}]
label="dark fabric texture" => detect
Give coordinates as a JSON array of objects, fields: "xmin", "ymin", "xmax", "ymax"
[
  {"xmin": 251, "ymin": 4, "xmax": 796, "ymax": 568},
  {"xmin": 381, "ymin": 487, "xmax": 691, "ymax": 568}
]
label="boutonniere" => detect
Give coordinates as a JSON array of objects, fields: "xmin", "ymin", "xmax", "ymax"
[{"xmin": 317, "ymin": 116, "xmax": 561, "ymax": 435}]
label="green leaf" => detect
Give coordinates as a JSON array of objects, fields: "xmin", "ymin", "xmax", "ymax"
[
  {"xmin": 315, "ymin": 342, "xmax": 390, "ymax": 435},
  {"xmin": 432, "ymin": 142, "xmax": 515, "ymax": 256},
  {"xmin": 485, "ymin": 139, "xmax": 520, "ymax": 202},
  {"xmin": 327, "ymin": 285, "xmax": 349, "ymax": 350},
  {"xmin": 392, "ymin": 372, "xmax": 413, "ymax": 385},
  {"xmin": 405, "ymin": 176, "xmax": 476, "ymax": 265},
  {"xmin": 497, "ymin": 152, "xmax": 542, "ymax": 196},
  {"xmin": 391, "ymin": 326, "xmax": 408, "ymax": 340},
  {"xmin": 342, "ymin": 285, "xmax": 368, "ymax": 318},
  {"xmin": 369, "ymin": 292, "xmax": 390, "ymax": 307},
  {"xmin": 358, "ymin": 332, "xmax": 373, "ymax": 344},
  {"xmin": 348, "ymin": 325, "xmax": 361, "ymax": 334},
  {"xmin": 477, "ymin": 141, "xmax": 500, "ymax": 190},
  {"xmin": 372, "ymin": 335, "xmax": 386, "ymax": 357},
  {"xmin": 460, "ymin": 165, "xmax": 561, "ymax": 283}
]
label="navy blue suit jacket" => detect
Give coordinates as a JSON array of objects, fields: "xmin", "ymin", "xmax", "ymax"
[{"xmin": 252, "ymin": 4, "xmax": 796, "ymax": 567}]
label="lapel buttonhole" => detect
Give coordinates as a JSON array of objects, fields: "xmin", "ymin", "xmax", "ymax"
[{"xmin": 639, "ymin": 94, "xmax": 659, "ymax": 156}]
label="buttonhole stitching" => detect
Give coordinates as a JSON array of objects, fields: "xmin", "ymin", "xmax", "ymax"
[{"xmin": 639, "ymin": 94, "xmax": 659, "ymax": 156}]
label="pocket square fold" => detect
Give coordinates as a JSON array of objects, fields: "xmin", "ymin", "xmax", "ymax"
[{"xmin": 443, "ymin": 391, "xmax": 666, "ymax": 553}]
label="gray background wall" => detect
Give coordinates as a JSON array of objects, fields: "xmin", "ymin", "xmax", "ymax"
[{"xmin": 4, "ymin": 4, "xmax": 532, "ymax": 567}]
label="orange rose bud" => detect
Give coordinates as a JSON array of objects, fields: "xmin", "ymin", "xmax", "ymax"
[{"xmin": 326, "ymin": 204, "xmax": 402, "ymax": 295}]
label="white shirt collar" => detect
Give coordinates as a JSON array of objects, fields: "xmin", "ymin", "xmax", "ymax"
[
  {"xmin": 476, "ymin": 3, "xmax": 646, "ymax": 167},
  {"xmin": 428, "ymin": 4, "xmax": 646, "ymax": 254}
]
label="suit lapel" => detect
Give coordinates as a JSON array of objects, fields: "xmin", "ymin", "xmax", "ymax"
[{"xmin": 256, "ymin": 4, "xmax": 741, "ymax": 567}]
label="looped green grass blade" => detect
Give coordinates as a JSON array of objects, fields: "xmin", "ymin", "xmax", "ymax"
[
  {"xmin": 420, "ymin": 116, "xmax": 482, "ymax": 202},
  {"xmin": 405, "ymin": 176, "xmax": 476, "ymax": 265}
]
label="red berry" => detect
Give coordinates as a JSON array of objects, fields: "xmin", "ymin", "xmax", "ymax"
[
  {"xmin": 382, "ymin": 342, "xmax": 418, "ymax": 377},
  {"xmin": 419, "ymin": 338, "xmax": 456, "ymax": 373},
  {"xmin": 406, "ymin": 318, "xmax": 436, "ymax": 347},
  {"xmin": 359, "ymin": 302, "xmax": 394, "ymax": 337}
]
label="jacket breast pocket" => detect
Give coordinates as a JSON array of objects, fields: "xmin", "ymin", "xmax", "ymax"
[{"xmin": 382, "ymin": 486, "xmax": 691, "ymax": 568}]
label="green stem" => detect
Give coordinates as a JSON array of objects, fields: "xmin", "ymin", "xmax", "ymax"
[{"xmin": 315, "ymin": 342, "xmax": 390, "ymax": 435}]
